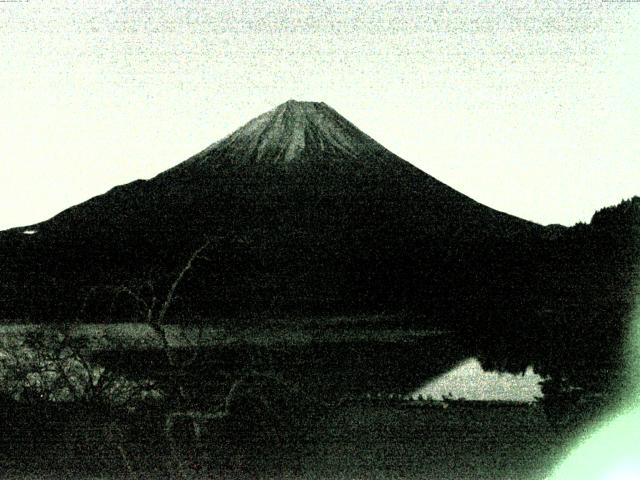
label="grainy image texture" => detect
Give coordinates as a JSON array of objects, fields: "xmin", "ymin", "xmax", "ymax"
[{"xmin": 0, "ymin": 1, "xmax": 639, "ymax": 479}]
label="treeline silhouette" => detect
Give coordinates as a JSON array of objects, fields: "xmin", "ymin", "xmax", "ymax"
[
  {"xmin": 0, "ymin": 196, "xmax": 638, "ymax": 393},
  {"xmin": 471, "ymin": 197, "xmax": 639, "ymax": 393}
]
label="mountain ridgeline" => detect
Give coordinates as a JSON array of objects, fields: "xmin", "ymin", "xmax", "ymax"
[{"xmin": 1, "ymin": 100, "xmax": 638, "ymax": 389}]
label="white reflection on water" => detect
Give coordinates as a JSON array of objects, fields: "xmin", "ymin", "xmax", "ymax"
[{"xmin": 412, "ymin": 357, "xmax": 543, "ymax": 402}]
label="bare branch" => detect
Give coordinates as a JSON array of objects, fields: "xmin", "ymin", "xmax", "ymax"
[
  {"xmin": 110, "ymin": 285, "xmax": 150, "ymax": 322},
  {"xmin": 155, "ymin": 238, "xmax": 211, "ymax": 326}
]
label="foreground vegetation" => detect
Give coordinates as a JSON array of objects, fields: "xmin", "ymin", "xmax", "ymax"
[
  {"xmin": 0, "ymin": 319, "xmax": 612, "ymax": 479},
  {"xmin": 0, "ymin": 395, "xmax": 600, "ymax": 480}
]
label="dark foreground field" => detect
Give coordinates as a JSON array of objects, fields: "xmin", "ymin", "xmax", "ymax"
[{"xmin": 0, "ymin": 400, "xmax": 593, "ymax": 480}]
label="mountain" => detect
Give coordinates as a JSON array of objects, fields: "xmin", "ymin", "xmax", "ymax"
[
  {"xmin": 0, "ymin": 100, "xmax": 542, "ymax": 320},
  {"xmin": 25, "ymin": 100, "xmax": 536, "ymax": 238},
  {"xmin": 0, "ymin": 100, "xmax": 637, "ymax": 392}
]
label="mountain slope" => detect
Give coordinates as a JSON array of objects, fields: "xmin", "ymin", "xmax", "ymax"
[
  {"xmin": 2, "ymin": 100, "xmax": 546, "ymax": 324},
  {"xmin": 1, "ymin": 100, "xmax": 638, "ymax": 393}
]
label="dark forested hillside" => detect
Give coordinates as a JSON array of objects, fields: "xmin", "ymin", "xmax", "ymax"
[{"xmin": 472, "ymin": 197, "xmax": 640, "ymax": 392}]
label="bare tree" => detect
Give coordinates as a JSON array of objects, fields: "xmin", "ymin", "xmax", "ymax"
[
  {"xmin": 103, "ymin": 237, "xmax": 350, "ymax": 476},
  {"xmin": 109, "ymin": 239, "xmax": 212, "ymax": 404},
  {"xmin": 0, "ymin": 324, "xmax": 159, "ymax": 408}
]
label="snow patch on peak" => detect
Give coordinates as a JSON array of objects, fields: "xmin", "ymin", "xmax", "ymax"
[
  {"xmin": 279, "ymin": 99, "xmax": 325, "ymax": 110},
  {"xmin": 181, "ymin": 99, "xmax": 393, "ymax": 171}
]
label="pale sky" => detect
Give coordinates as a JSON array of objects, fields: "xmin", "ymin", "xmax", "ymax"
[{"xmin": 1, "ymin": 1, "xmax": 639, "ymax": 231}]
